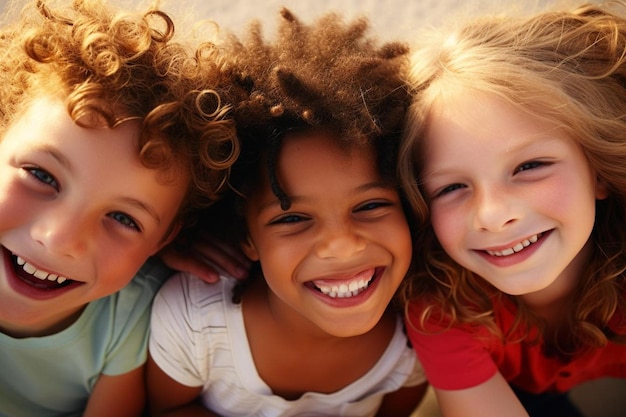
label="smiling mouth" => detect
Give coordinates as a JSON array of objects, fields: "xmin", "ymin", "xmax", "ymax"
[
  {"xmin": 12, "ymin": 255, "xmax": 74, "ymax": 289},
  {"xmin": 310, "ymin": 269, "xmax": 377, "ymax": 298},
  {"xmin": 485, "ymin": 233, "xmax": 543, "ymax": 257}
]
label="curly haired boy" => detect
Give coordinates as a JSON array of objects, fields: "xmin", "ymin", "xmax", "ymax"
[{"xmin": 0, "ymin": 1, "xmax": 238, "ymax": 416}]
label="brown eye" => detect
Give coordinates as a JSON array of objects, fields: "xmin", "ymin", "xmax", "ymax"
[{"xmin": 436, "ymin": 183, "xmax": 465, "ymax": 197}]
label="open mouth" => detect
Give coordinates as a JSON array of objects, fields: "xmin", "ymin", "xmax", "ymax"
[
  {"xmin": 12, "ymin": 255, "xmax": 74, "ymax": 290},
  {"xmin": 309, "ymin": 268, "xmax": 379, "ymax": 298},
  {"xmin": 485, "ymin": 233, "xmax": 544, "ymax": 257}
]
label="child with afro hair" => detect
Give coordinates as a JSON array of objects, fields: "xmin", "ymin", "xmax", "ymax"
[{"xmin": 147, "ymin": 8, "xmax": 427, "ymax": 417}]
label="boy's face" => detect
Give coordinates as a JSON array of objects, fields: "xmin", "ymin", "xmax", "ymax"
[
  {"xmin": 242, "ymin": 131, "xmax": 412, "ymax": 338},
  {"xmin": 0, "ymin": 97, "xmax": 188, "ymax": 337}
]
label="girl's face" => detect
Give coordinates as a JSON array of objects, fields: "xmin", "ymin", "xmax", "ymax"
[
  {"xmin": 243, "ymin": 131, "xmax": 412, "ymax": 337},
  {"xmin": 421, "ymin": 91, "xmax": 607, "ymax": 302},
  {"xmin": 0, "ymin": 96, "xmax": 187, "ymax": 337}
]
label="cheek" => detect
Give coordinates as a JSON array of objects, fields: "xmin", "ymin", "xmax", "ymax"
[
  {"xmin": 95, "ymin": 246, "xmax": 154, "ymax": 292},
  {"xmin": 0, "ymin": 184, "xmax": 38, "ymax": 232},
  {"xmin": 389, "ymin": 218, "xmax": 413, "ymax": 268},
  {"xmin": 252, "ymin": 233, "xmax": 302, "ymax": 278},
  {"xmin": 429, "ymin": 204, "xmax": 462, "ymax": 249},
  {"xmin": 530, "ymin": 175, "xmax": 596, "ymax": 221}
]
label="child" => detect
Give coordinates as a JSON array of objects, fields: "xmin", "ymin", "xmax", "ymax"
[
  {"xmin": 398, "ymin": 2, "xmax": 626, "ymax": 416},
  {"xmin": 146, "ymin": 8, "xmax": 428, "ymax": 417},
  {"xmin": 0, "ymin": 0, "xmax": 238, "ymax": 416}
]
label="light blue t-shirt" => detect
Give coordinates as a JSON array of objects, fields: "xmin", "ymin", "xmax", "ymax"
[{"xmin": 0, "ymin": 257, "xmax": 170, "ymax": 417}]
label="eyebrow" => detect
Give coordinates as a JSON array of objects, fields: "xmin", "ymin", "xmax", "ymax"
[
  {"xmin": 425, "ymin": 134, "xmax": 562, "ymax": 176},
  {"xmin": 37, "ymin": 145, "xmax": 72, "ymax": 170}
]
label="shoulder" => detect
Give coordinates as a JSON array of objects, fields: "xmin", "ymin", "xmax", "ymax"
[
  {"xmin": 112, "ymin": 257, "xmax": 173, "ymax": 306},
  {"xmin": 89, "ymin": 258, "xmax": 174, "ymax": 352}
]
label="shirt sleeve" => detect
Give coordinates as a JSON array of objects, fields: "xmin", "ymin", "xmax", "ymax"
[
  {"xmin": 405, "ymin": 302, "xmax": 498, "ymax": 390},
  {"xmin": 149, "ymin": 272, "xmax": 207, "ymax": 387},
  {"xmin": 101, "ymin": 257, "xmax": 171, "ymax": 376}
]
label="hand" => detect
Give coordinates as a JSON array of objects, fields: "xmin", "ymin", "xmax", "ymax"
[{"xmin": 159, "ymin": 232, "xmax": 251, "ymax": 283}]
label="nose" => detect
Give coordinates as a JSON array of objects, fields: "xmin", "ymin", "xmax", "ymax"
[
  {"xmin": 30, "ymin": 206, "xmax": 91, "ymax": 259},
  {"xmin": 315, "ymin": 222, "xmax": 367, "ymax": 260},
  {"xmin": 472, "ymin": 186, "xmax": 519, "ymax": 232}
]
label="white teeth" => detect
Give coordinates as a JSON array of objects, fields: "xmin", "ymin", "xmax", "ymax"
[
  {"xmin": 317, "ymin": 277, "xmax": 372, "ymax": 298},
  {"xmin": 486, "ymin": 233, "xmax": 542, "ymax": 257},
  {"xmin": 15, "ymin": 256, "xmax": 69, "ymax": 284},
  {"xmin": 34, "ymin": 269, "xmax": 48, "ymax": 279}
]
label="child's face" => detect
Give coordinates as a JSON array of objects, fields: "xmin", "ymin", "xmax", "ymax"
[
  {"xmin": 243, "ymin": 131, "xmax": 412, "ymax": 337},
  {"xmin": 0, "ymin": 96, "xmax": 188, "ymax": 337},
  {"xmin": 421, "ymin": 91, "xmax": 607, "ymax": 300}
]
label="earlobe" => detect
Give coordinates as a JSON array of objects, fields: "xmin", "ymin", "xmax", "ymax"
[
  {"xmin": 595, "ymin": 177, "xmax": 609, "ymax": 200},
  {"xmin": 241, "ymin": 236, "xmax": 260, "ymax": 261}
]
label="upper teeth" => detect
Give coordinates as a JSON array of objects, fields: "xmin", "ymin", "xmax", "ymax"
[
  {"xmin": 316, "ymin": 277, "xmax": 372, "ymax": 298},
  {"xmin": 486, "ymin": 234, "xmax": 541, "ymax": 257},
  {"xmin": 16, "ymin": 256, "xmax": 68, "ymax": 284}
]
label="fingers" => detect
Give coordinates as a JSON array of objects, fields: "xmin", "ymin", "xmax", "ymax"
[
  {"xmin": 158, "ymin": 247, "xmax": 222, "ymax": 283},
  {"xmin": 158, "ymin": 233, "xmax": 251, "ymax": 283}
]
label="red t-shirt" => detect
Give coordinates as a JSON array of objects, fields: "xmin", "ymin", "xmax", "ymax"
[{"xmin": 406, "ymin": 297, "xmax": 626, "ymax": 393}]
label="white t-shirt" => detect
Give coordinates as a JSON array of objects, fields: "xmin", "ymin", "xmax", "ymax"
[{"xmin": 150, "ymin": 273, "xmax": 425, "ymax": 417}]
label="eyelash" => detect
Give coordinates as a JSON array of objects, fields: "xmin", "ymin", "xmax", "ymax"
[
  {"xmin": 107, "ymin": 212, "xmax": 141, "ymax": 231},
  {"xmin": 433, "ymin": 183, "xmax": 465, "ymax": 198},
  {"xmin": 268, "ymin": 200, "xmax": 392, "ymax": 225},
  {"xmin": 355, "ymin": 201, "xmax": 390, "ymax": 211},
  {"xmin": 269, "ymin": 213, "xmax": 309, "ymax": 225},
  {"xmin": 26, "ymin": 166, "xmax": 59, "ymax": 191},
  {"xmin": 515, "ymin": 160, "xmax": 546, "ymax": 173}
]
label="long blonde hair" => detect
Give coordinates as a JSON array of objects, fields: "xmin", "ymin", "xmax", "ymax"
[{"xmin": 400, "ymin": 1, "xmax": 626, "ymax": 354}]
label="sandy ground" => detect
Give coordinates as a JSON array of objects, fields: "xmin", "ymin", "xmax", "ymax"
[{"xmin": 0, "ymin": 0, "xmax": 624, "ymax": 415}]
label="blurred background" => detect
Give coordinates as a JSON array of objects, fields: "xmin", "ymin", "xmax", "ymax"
[{"xmin": 0, "ymin": 0, "xmax": 579, "ymax": 42}]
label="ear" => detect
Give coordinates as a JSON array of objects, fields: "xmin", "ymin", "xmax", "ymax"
[
  {"xmin": 241, "ymin": 235, "xmax": 260, "ymax": 261},
  {"xmin": 595, "ymin": 176, "xmax": 609, "ymax": 200},
  {"xmin": 152, "ymin": 221, "xmax": 183, "ymax": 255}
]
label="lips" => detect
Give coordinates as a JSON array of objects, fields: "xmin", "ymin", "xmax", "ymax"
[
  {"xmin": 309, "ymin": 268, "xmax": 378, "ymax": 298},
  {"xmin": 484, "ymin": 233, "xmax": 543, "ymax": 257}
]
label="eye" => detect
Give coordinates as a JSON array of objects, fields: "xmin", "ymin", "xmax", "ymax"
[
  {"xmin": 515, "ymin": 160, "xmax": 547, "ymax": 173},
  {"xmin": 434, "ymin": 183, "xmax": 465, "ymax": 197},
  {"xmin": 107, "ymin": 212, "xmax": 141, "ymax": 231},
  {"xmin": 269, "ymin": 213, "xmax": 310, "ymax": 225},
  {"xmin": 25, "ymin": 167, "xmax": 59, "ymax": 191},
  {"xmin": 354, "ymin": 201, "xmax": 391, "ymax": 212}
]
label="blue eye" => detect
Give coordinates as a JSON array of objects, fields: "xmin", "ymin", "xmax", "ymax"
[
  {"xmin": 26, "ymin": 167, "xmax": 59, "ymax": 190},
  {"xmin": 108, "ymin": 212, "xmax": 140, "ymax": 231}
]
